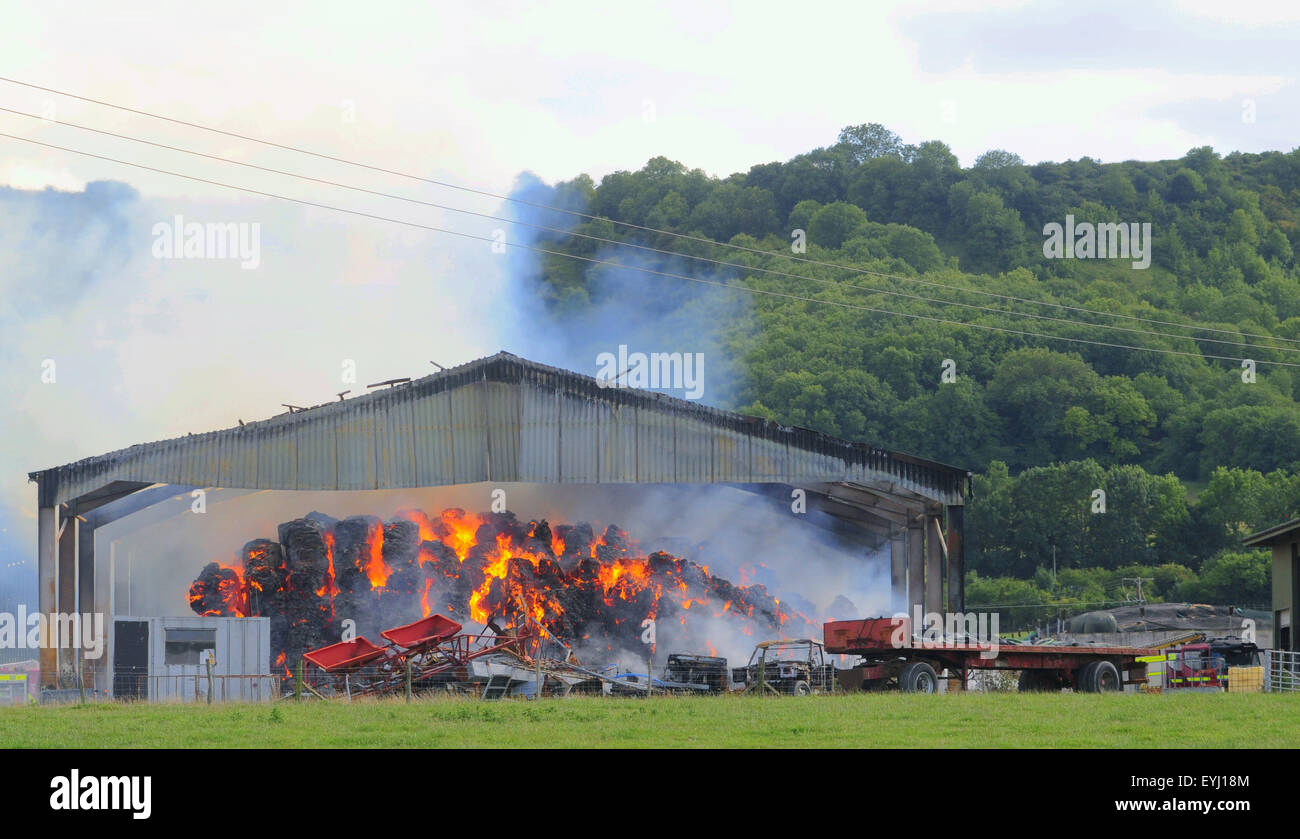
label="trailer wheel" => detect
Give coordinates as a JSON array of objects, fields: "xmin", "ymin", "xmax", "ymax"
[
  {"xmin": 899, "ymin": 661, "xmax": 938, "ymax": 694},
  {"xmin": 1077, "ymin": 661, "xmax": 1098, "ymax": 692},
  {"xmin": 1087, "ymin": 661, "xmax": 1121, "ymax": 692},
  {"xmin": 793, "ymin": 680, "xmax": 811, "ymax": 696}
]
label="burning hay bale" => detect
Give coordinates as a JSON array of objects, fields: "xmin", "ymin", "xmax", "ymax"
[
  {"xmin": 379, "ymin": 519, "xmax": 423, "ymax": 624},
  {"xmin": 188, "ymin": 506, "xmax": 803, "ymax": 673},
  {"xmin": 187, "ymin": 562, "xmax": 242, "ymax": 616},
  {"xmin": 332, "ymin": 515, "xmax": 383, "ymax": 639}
]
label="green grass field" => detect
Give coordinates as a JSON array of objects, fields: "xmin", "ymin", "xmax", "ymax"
[{"xmin": 2, "ymin": 692, "xmax": 1297, "ymax": 748}]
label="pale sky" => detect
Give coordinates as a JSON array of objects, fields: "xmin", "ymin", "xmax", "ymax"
[
  {"xmin": 3, "ymin": 0, "xmax": 1298, "ymax": 199},
  {"xmin": 1, "ymin": 0, "xmax": 1298, "ymax": 576}
]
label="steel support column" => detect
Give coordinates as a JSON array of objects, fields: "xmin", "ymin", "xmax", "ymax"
[
  {"xmin": 38, "ymin": 506, "xmax": 57, "ymax": 687},
  {"xmin": 907, "ymin": 520, "xmax": 924, "ymax": 619},
  {"xmin": 925, "ymin": 513, "xmax": 944, "ymax": 617},
  {"xmin": 890, "ymin": 528, "xmax": 907, "ymax": 613},
  {"xmin": 946, "ymin": 504, "xmax": 965, "ymax": 614},
  {"xmin": 57, "ymin": 510, "xmax": 78, "ymax": 683}
]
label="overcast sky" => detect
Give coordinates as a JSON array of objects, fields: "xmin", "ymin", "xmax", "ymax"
[
  {"xmin": 1, "ymin": 0, "xmax": 1298, "ymax": 582},
  {"xmin": 3, "ymin": 0, "xmax": 1299, "ymax": 196}
]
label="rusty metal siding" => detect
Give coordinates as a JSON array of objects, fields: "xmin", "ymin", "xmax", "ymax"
[{"xmin": 30, "ymin": 352, "xmax": 968, "ymax": 507}]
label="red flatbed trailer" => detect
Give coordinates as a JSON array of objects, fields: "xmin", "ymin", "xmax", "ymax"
[{"xmin": 824, "ymin": 618, "xmax": 1157, "ymax": 693}]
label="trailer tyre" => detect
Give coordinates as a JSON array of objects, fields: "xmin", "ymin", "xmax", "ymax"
[
  {"xmin": 899, "ymin": 661, "xmax": 938, "ymax": 694},
  {"xmin": 1088, "ymin": 660, "xmax": 1121, "ymax": 692},
  {"xmin": 1078, "ymin": 661, "xmax": 1098, "ymax": 692}
]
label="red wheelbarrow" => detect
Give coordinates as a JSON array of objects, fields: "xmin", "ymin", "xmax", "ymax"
[
  {"xmin": 302, "ymin": 637, "xmax": 389, "ymax": 672},
  {"xmin": 381, "ymin": 614, "xmax": 463, "ymax": 651}
]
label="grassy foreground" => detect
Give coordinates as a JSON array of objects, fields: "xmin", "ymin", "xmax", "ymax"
[{"xmin": 2, "ymin": 692, "xmax": 1297, "ymax": 748}]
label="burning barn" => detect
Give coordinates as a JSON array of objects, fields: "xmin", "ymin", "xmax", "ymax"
[{"xmin": 28, "ymin": 352, "xmax": 969, "ymax": 692}]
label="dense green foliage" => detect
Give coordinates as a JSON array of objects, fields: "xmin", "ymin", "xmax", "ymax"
[{"xmin": 530, "ymin": 125, "xmax": 1300, "ymax": 608}]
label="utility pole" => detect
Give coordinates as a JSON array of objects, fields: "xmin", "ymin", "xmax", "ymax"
[{"xmin": 1123, "ymin": 577, "xmax": 1154, "ymax": 619}]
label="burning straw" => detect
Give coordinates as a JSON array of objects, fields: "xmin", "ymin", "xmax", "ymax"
[{"xmin": 188, "ymin": 507, "xmax": 799, "ymax": 673}]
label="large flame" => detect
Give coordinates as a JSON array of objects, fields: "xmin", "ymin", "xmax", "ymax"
[{"xmin": 189, "ymin": 507, "xmax": 803, "ymax": 670}]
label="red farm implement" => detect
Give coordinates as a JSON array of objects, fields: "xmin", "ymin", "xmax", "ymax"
[
  {"xmin": 825, "ymin": 617, "xmax": 1157, "ymax": 693},
  {"xmin": 300, "ymin": 614, "xmax": 531, "ymax": 698}
]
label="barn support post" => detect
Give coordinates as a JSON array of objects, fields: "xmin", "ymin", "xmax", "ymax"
[
  {"xmin": 77, "ymin": 515, "xmax": 97, "ymax": 693},
  {"xmin": 57, "ymin": 509, "xmax": 79, "ymax": 685},
  {"xmin": 924, "ymin": 513, "xmax": 944, "ymax": 618},
  {"xmin": 946, "ymin": 505, "xmax": 965, "ymax": 614},
  {"xmin": 890, "ymin": 527, "xmax": 907, "ymax": 613},
  {"xmin": 907, "ymin": 519, "xmax": 925, "ymax": 620},
  {"xmin": 38, "ymin": 505, "xmax": 57, "ymax": 688}
]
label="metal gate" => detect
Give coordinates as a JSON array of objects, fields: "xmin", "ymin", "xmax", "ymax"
[{"xmin": 1264, "ymin": 649, "xmax": 1300, "ymax": 692}]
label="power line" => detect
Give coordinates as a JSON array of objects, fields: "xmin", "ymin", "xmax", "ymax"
[
  {"xmin": 5, "ymin": 129, "xmax": 1298, "ymax": 370},
  {"xmin": 3, "ymin": 105, "xmax": 1296, "ymax": 358},
  {"xmin": 5, "ymin": 74, "xmax": 1298, "ymax": 350}
]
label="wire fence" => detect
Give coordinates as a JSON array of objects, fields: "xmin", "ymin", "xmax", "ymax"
[{"xmin": 113, "ymin": 673, "xmax": 281, "ymax": 703}]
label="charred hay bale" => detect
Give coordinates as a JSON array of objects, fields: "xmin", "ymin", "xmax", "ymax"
[
  {"xmin": 332, "ymin": 588, "xmax": 380, "ymax": 639},
  {"xmin": 284, "ymin": 590, "xmax": 332, "ymax": 662},
  {"xmin": 419, "ymin": 540, "xmax": 459, "ymax": 575},
  {"xmin": 554, "ymin": 522, "xmax": 594, "ymax": 564},
  {"xmin": 334, "ymin": 515, "xmax": 383, "ymax": 579},
  {"xmin": 241, "ymin": 539, "xmax": 285, "ymax": 615},
  {"xmin": 529, "ymin": 519, "xmax": 552, "ymax": 549},
  {"xmin": 304, "ymin": 510, "xmax": 339, "ymax": 530},
  {"xmin": 599, "ymin": 524, "xmax": 630, "ymax": 552},
  {"xmin": 482, "ymin": 511, "xmax": 526, "ymax": 542},
  {"xmin": 646, "ymin": 550, "xmax": 680, "ymax": 576},
  {"xmin": 188, "ymin": 562, "xmax": 240, "ymax": 616},
  {"xmin": 385, "ymin": 565, "xmax": 423, "ymax": 595},
  {"xmin": 277, "ymin": 518, "xmax": 330, "ymax": 593},
  {"xmin": 382, "ymin": 519, "xmax": 420, "ymax": 571}
]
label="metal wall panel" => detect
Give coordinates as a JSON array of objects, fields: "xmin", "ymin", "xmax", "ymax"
[
  {"xmin": 484, "ymin": 381, "xmax": 520, "ymax": 483},
  {"xmin": 335, "ymin": 400, "xmax": 375, "ymax": 490},
  {"xmin": 711, "ymin": 424, "xmax": 750, "ymax": 483},
  {"xmin": 113, "ymin": 616, "xmax": 272, "ymax": 702},
  {"xmin": 602, "ymin": 403, "xmax": 637, "ymax": 482},
  {"xmin": 412, "ymin": 390, "xmax": 455, "ymax": 486},
  {"xmin": 31, "ymin": 352, "xmax": 969, "ymax": 508},
  {"xmin": 674, "ymin": 414, "xmax": 713, "ymax": 483},
  {"xmin": 295, "ymin": 408, "xmax": 337, "ymax": 490},
  {"xmin": 557, "ymin": 390, "xmax": 593, "ymax": 483},
  {"xmin": 254, "ymin": 422, "xmax": 296, "ymax": 490},
  {"xmin": 377, "ymin": 396, "xmax": 416, "ymax": 489},
  {"xmin": 636, "ymin": 407, "xmax": 676, "ymax": 482},
  {"xmin": 518, "ymin": 385, "xmax": 559, "ymax": 482},
  {"xmin": 449, "ymin": 383, "xmax": 489, "ymax": 484}
]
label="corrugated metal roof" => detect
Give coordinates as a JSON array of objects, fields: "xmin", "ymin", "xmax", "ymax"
[{"xmin": 29, "ymin": 352, "xmax": 970, "ymax": 508}]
